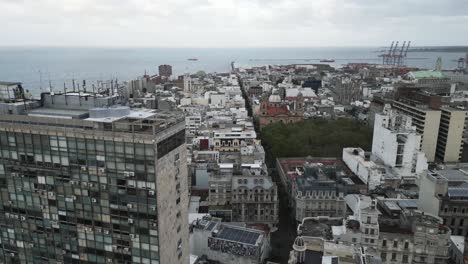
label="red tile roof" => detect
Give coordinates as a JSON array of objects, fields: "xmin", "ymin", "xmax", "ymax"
[{"xmin": 266, "ymin": 105, "xmax": 290, "ymax": 116}]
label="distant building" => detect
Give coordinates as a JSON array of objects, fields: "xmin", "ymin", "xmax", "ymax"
[
  {"xmin": 419, "ymin": 169, "xmax": 468, "ymax": 237},
  {"xmin": 331, "ymin": 77, "xmax": 362, "ymax": 105},
  {"xmin": 258, "ymin": 91, "xmax": 304, "ymax": 129},
  {"xmin": 342, "ymin": 148, "xmax": 385, "ymax": 191},
  {"xmin": 208, "ymin": 162, "xmax": 279, "ymax": 226},
  {"xmin": 159, "ymin": 64, "xmax": 173, "ymax": 77},
  {"xmin": 276, "ymin": 158, "xmax": 358, "ymax": 223},
  {"xmin": 371, "ymin": 108, "xmax": 428, "ymax": 183},
  {"xmin": 377, "ymin": 198, "xmax": 451, "ymax": 264},
  {"xmin": 436, "ymin": 107, "xmax": 467, "ymax": 163},
  {"xmin": 392, "ymin": 100, "xmax": 467, "ymax": 163},
  {"xmin": 212, "ymin": 127, "xmax": 256, "ymax": 152},
  {"xmin": 190, "ymin": 216, "xmax": 270, "ymax": 264}
]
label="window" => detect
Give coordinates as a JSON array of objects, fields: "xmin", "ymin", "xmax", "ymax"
[
  {"xmin": 393, "ymin": 241, "xmax": 398, "ymax": 248},
  {"xmin": 451, "ymin": 218, "xmax": 456, "ymax": 226},
  {"xmin": 381, "ymin": 253, "xmax": 386, "ymax": 261},
  {"xmin": 352, "ymin": 238, "xmax": 357, "ymax": 243},
  {"xmin": 402, "ymin": 255, "xmax": 408, "ymax": 263},
  {"xmin": 404, "ymin": 242, "xmax": 409, "ymax": 249},
  {"xmin": 391, "ymin": 253, "xmax": 397, "ymax": 261},
  {"xmin": 461, "ymin": 219, "xmax": 464, "ymax": 226},
  {"xmin": 367, "ymin": 216, "xmax": 371, "ymax": 224},
  {"xmin": 382, "ymin": 240, "xmax": 387, "ymax": 247}
]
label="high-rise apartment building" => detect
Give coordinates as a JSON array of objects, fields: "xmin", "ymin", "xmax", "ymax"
[
  {"xmin": 0, "ymin": 92, "xmax": 189, "ymax": 264},
  {"xmin": 392, "ymin": 100, "xmax": 467, "ymax": 163},
  {"xmin": 436, "ymin": 107, "xmax": 467, "ymax": 163},
  {"xmin": 158, "ymin": 65, "xmax": 172, "ymax": 78}
]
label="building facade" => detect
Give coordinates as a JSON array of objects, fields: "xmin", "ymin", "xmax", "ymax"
[
  {"xmin": 258, "ymin": 92, "xmax": 304, "ymax": 129},
  {"xmin": 436, "ymin": 107, "xmax": 467, "ymax": 163},
  {"xmin": 0, "ymin": 102, "xmax": 189, "ymax": 263},
  {"xmin": 158, "ymin": 64, "xmax": 172, "ymax": 77}
]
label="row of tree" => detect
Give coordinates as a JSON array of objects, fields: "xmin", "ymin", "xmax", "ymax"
[{"xmin": 260, "ymin": 118, "xmax": 373, "ymax": 167}]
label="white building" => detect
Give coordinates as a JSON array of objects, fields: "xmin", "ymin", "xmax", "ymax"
[
  {"xmin": 190, "ymin": 216, "xmax": 269, "ymax": 264},
  {"xmin": 372, "ymin": 108, "xmax": 428, "ymax": 183},
  {"xmin": 342, "ymin": 148, "xmax": 385, "ymax": 190}
]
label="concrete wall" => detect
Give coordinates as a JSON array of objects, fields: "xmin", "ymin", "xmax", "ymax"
[
  {"xmin": 418, "ymin": 172, "xmax": 447, "ymax": 216},
  {"xmin": 156, "ymin": 140, "xmax": 190, "ymax": 264},
  {"xmin": 441, "ymin": 110, "xmax": 467, "ymax": 163},
  {"xmin": 422, "ymin": 110, "xmax": 442, "ymax": 162}
]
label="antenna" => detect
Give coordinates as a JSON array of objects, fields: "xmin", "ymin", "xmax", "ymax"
[
  {"xmin": 48, "ymin": 72, "xmax": 52, "ymax": 93},
  {"xmin": 64, "ymin": 82, "xmax": 68, "ymax": 105},
  {"xmin": 38, "ymin": 70, "xmax": 43, "ymax": 91},
  {"xmin": 72, "ymin": 79, "xmax": 76, "ymax": 92}
]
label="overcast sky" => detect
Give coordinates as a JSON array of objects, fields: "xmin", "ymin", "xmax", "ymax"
[{"xmin": 1, "ymin": 0, "xmax": 467, "ymax": 47}]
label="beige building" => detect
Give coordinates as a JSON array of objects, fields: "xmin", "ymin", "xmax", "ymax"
[
  {"xmin": 436, "ymin": 107, "xmax": 467, "ymax": 163},
  {"xmin": 392, "ymin": 100, "xmax": 441, "ymax": 162}
]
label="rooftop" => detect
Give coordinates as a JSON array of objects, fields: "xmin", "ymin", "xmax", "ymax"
[
  {"xmin": 216, "ymin": 225, "xmax": 262, "ymax": 246},
  {"xmin": 408, "ymin": 70, "xmax": 445, "ymax": 79},
  {"xmin": 0, "ymin": 81, "xmax": 22, "ymax": 86}
]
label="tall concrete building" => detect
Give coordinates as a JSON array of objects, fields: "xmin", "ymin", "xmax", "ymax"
[
  {"xmin": 158, "ymin": 64, "xmax": 172, "ymax": 77},
  {"xmin": 392, "ymin": 100, "xmax": 441, "ymax": 162},
  {"xmin": 371, "ymin": 108, "xmax": 428, "ymax": 183},
  {"xmin": 0, "ymin": 92, "xmax": 189, "ymax": 264},
  {"xmin": 392, "ymin": 100, "xmax": 467, "ymax": 163},
  {"xmin": 436, "ymin": 107, "xmax": 467, "ymax": 163}
]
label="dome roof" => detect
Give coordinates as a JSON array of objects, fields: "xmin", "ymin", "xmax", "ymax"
[{"xmin": 293, "ymin": 237, "xmax": 306, "ymax": 251}]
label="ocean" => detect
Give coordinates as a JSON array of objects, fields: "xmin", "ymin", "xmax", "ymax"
[{"xmin": 0, "ymin": 47, "xmax": 465, "ymax": 97}]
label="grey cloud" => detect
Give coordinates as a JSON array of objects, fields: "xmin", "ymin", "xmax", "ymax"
[{"xmin": 0, "ymin": 0, "xmax": 467, "ymax": 47}]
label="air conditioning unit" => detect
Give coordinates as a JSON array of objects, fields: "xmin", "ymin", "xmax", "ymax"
[
  {"xmin": 96, "ymin": 228, "xmax": 102, "ymax": 233},
  {"xmin": 91, "ymin": 198, "xmax": 97, "ymax": 203},
  {"xmin": 101, "ymin": 185, "xmax": 107, "ymax": 190},
  {"xmin": 150, "ymin": 206, "xmax": 156, "ymax": 211},
  {"xmin": 72, "ymin": 196, "xmax": 77, "ymax": 200},
  {"xmin": 81, "ymin": 166, "xmax": 87, "ymax": 171},
  {"xmin": 149, "ymin": 190, "xmax": 155, "ymax": 196},
  {"xmin": 123, "ymin": 247, "xmax": 130, "ymax": 253},
  {"xmin": 48, "ymin": 192, "xmax": 55, "ymax": 197},
  {"xmin": 130, "ymin": 234, "xmax": 138, "ymax": 239},
  {"xmin": 89, "ymin": 183, "xmax": 95, "ymax": 187},
  {"xmin": 98, "ymin": 168, "xmax": 106, "ymax": 173},
  {"xmin": 70, "ymin": 180, "xmax": 75, "ymax": 185},
  {"xmin": 128, "ymin": 218, "xmax": 134, "ymax": 224},
  {"xmin": 83, "ymin": 182, "xmax": 88, "ymax": 187},
  {"xmin": 104, "ymin": 230, "xmax": 109, "ymax": 234},
  {"xmin": 127, "ymin": 204, "xmax": 133, "ymax": 209},
  {"xmin": 21, "ymin": 216, "xmax": 26, "ymax": 220}
]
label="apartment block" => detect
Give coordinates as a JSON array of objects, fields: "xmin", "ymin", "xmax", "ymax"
[
  {"xmin": 392, "ymin": 100, "xmax": 441, "ymax": 162},
  {"xmin": 0, "ymin": 92, "xmax": 189, "ymax": 264},
  {"xmin": 436, "ymin": 107, "xmax": 467, "ymax": 163}
]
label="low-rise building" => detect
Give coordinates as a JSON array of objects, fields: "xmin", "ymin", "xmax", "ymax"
[
  {"xmin": 277, "ymin": 158, "xmax": 353, "ymax": 222},
  {"xmin": 419, "ymin": 169, "xmax": 468, "ymax": 237},
  {"xmin": 190, "ymin": 216, "xmax": 270, "ymax": 264}
]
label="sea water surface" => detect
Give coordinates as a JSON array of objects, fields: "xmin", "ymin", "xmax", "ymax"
[{"xmin": 0, "ymin": 47, "xmax": 465, "ymax": 97}]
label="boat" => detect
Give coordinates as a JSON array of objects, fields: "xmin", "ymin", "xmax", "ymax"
[
  {"xmin": 188, "ymin": 58, "xmax": 198, "ymax": 61},
  {"xmin": 320, "ymin": 59, "xmax": 335, "ymax": 63}
]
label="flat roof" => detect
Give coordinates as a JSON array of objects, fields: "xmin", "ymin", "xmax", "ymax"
[
  {"xmin": 0, "ymin": 81, "xmax": 21, "ymax": 86},
  {"xmin": 27, "ymin": 108, "xmax": 89, "ymax": 119},
  {"xmin": 216, "ymin": 225, "xmax": 262, "ymax": 246}
]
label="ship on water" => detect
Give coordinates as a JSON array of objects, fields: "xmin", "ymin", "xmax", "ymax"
[
  {"xmin": 320, "ymin": 59, "xmax": 335, "ymax": 63},
  {"xmin": 188, "ymin": 58, "xmax": 198, "ymax": 61}
]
